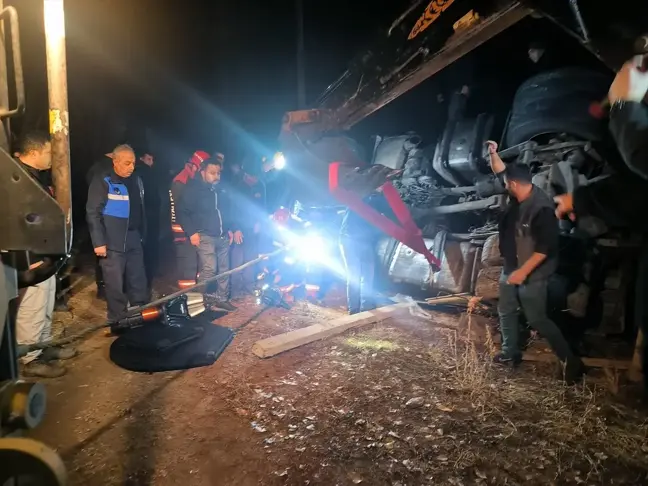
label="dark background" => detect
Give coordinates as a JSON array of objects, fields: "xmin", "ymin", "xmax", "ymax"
[{"xmin": 7, "ymin": 0, "xmax": 618, "ymax": 222}]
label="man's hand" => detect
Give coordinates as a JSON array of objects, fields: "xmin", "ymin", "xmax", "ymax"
[
  {"xmin": 190, "ymin": 233, "xmax": 200, "ymax": 247},
  {"xmin": 94, "ymin": 246, "xmax": 107, "ymax": 257},
  {"xmin": 554, "ymin": 194, "xmax": 575, "ymax": 221},
  {"xmin": 608, "ymin": 56, "xmax": 648, "ymax": 104},
  {"xmin": 486, "ymin": 140, "xmax": 498, "ymax": 154},
  {"xmin": 507, "ymin": 269, "xmax": 528, "ymax": 286},
  {"xmin": 230, "ymin": 230, "xmax": 243, "ymax": 245}
]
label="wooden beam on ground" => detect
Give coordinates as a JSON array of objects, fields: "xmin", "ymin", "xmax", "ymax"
[
  {"xmin": 252, "ymin": 303, "xmax": 410, "ymax": 358},
  {"xmin": 522, "ymin": 352, "xmax": 631, "ymax": 370},
  {"xmin": 628, "ymin": 329, "xmax": 644, "ymax": 382}
]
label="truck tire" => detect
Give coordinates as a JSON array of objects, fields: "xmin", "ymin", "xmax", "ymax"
[
  {"xmin": 474, "ymin": 266, "xmax": 502, "ymax": 301},
  {"xmin": 481, "ymin": 234, "xmax": 503, "ymax": 267},
  {"xmin": 506, "ymin": 68, "xmax": 612, "ymax": 147}
]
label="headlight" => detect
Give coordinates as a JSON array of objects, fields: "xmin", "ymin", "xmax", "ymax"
[{"xmin": 273, "ymin": 152, "xmax": 286, "ymax": 170}]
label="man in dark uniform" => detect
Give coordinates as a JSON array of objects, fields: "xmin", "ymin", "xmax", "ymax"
[
  {"xmin": 86, "ymin": 144, "xmax": 149, "ymax": 324},
  {"xmin": 228, "ymin": 158, "xmax": 266, "ymax": 298},
  {"xmin": 169, "ymin": 150, "xmax": 215, "ymax": 289},
  {"xmin": 487, "ymin": 141, "xmax": 584, "ymax": 382}
]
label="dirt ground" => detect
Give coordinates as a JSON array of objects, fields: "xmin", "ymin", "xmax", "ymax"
[{"xmin": 30, "ymin": 270, "xmax": 648, "ymax": 486}]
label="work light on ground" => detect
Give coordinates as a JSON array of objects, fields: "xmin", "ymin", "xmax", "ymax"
[{"xmin": 273, "ymin": 152, "xmax": 286, "ymax": 170}]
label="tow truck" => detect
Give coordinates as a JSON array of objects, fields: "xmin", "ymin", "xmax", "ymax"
[{"xmin": 279, "ymin": 0, "xmax": 648, "ymax": 339}]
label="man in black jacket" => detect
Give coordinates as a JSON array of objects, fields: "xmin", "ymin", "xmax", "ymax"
[
  {"xmin": 487, "ymin": 142, "xmax": 584, "ymax": 382},
  {"xmin": 339, "ymin": 191, "xmax": 394, "ymax": 315},
  {"xmin": 177, "ymin": 158, "xmax": 240, "ymax": 312},
  {"xmin": 86, "ymin": 144, "xmax": 149, "ymax": 324},
  {"xmin": 15, "ymin": 132, "xmax": 78, "ymax": 378},
  {"xmin": 555, "ymin": 57, "xmax": 648, "ymax": 391}
]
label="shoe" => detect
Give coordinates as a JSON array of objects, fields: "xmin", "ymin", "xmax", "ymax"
[
  {"xmin": 492, "ymin": 352, "xmax": 522, "ymax": 367},
  {"xmin": 22, "ymin": 360, "xmax": 67, "ymax": 378},
  {"xmin": 41, "ymin": 346, "xmax": 78, "ymax": 362},
  {"xmin": 211, "ymin": 301, "xmax": 238, "ymax": 312},
  {"xmin": 559, "ymin": 362, "xmax": 587, "ymax": 385}
]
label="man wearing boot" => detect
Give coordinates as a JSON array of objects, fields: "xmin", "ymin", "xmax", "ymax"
[
  {"xmin": 177, "ymin": 157, "xmax": 240, "ymax": 312},
  {"xmin": 15, "ymin": 132, "xmax": 77, "ymax": 378}
]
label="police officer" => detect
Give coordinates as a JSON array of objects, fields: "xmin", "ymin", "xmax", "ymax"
[{"xmin": 86, "ymin": 144, "xmax": 149, "ymax": 324}]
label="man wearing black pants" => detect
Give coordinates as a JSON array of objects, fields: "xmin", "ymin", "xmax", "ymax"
[
  {"xmin": 339, "ymin": 192, "xmax": 393, "ymax": 315},
  {"xmin": 177, "ymin": 158, "xmax": 240, "ymax": 312},
  {"xmin": 86, "ymin": 144, "xmax": 149, "ymax": 324},
  {"xmin": 487, "ymin": 142, "xmax": 584, "ymax": 382}
]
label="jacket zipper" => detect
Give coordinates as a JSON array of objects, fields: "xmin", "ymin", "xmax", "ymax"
[{"xmin": 214, "ymin": 188, "xmax": 223, "ymax": 237}]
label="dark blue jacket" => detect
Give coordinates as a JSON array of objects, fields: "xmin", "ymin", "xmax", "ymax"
[
  {"xmin": 177, "ymin": 177, "xmax": 236, "ymax": 238},
  {"xmin": 86, "ymin": 166, "xmax": 146, "ymax": 251}
]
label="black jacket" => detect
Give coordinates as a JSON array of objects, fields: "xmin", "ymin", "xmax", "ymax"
[
  {"xmin": 176, "ymin": 177, "xmax": 236, "ymax": 238},
  {"xmin": 573, "ymin": 101, "xmax": 648, "ymax": 232},
  {"xmin": 86, "ymin": 165, "xmax": 146, "ymax": 251}
]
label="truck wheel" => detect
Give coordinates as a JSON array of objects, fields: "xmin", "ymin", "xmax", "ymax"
[
  {"xmin": 481, "ymin": 234, "xmax": 503, "ymax": 267},
  {"xmin": 474, "ymin": 266, "xmax": 502, "ymax": 301},
  {"xmin": 506, "ymin": 67, "xmax": 612, "ymax": 147}
]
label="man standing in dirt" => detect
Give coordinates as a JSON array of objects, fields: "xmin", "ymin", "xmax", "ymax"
[
  {"xmin": 86, "ymin": 144, "xmax": 149, "ymax": 326},
  {"xmin": 555, "ymin": 56, "xmax": 648, "ymax": 393},
  {"xmin": 176, "ymin": 157, "xmax": 241, "ymax": 312},
  {"xmin": 487, "ymin": 141, "xmax": 584, "ymax": 382}
]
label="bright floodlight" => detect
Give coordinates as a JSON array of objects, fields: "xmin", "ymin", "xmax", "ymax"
[{"xmin": 273, "ymin": 152, "xmax": 286, "ymax": 170}]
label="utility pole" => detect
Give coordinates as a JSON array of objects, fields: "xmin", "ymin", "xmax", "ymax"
[
  {"xmin": 44, "ymin": 0, "xmax": 72, "ymax": 247},
  {"xmin": 295, "ymin": 0, "xmax": 306, "ymax": 108}
]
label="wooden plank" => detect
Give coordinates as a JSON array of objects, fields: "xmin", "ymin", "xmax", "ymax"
[
  {"xmin": 252, "ymin": 303, "xmax": 410, "ymax": 358},
  {"xmin": 522, "ymin": 352, "xmax": 631, "ymax": 370},
  {"xmin": 628, "ymin": 329, "xmax": 644, "ymax": 382}
]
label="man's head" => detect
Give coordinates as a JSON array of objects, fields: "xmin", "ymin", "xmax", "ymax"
[
  {"xmin": 201, "ymin": 160, "xmax": 222, "ymax": 185},
  {"xmin": 111, "ymin": 144, "xmax": 136, "ymax": 178},
  {"xmin": 503, "ymin": 164, "xmax": 533, "ymax": 200},
  {"xmin": 16, "ymin": 132, "xmax": 52, "ymax": 170},
  {"xmin": 140, "ymin": 153, "xmax": 154, "ymax": 167}
]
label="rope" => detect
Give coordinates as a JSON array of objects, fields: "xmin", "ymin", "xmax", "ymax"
[{"xmin": 20, "ymin": 247, "xmax": 287, "ymax": 355}]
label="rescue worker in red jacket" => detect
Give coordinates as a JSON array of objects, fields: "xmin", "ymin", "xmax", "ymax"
[{"xmin": 169, "ymin": 151, "xmax": 224, "ymax": 289}]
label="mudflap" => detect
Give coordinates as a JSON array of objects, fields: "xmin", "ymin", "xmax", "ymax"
[{"xmin": 109, "ymin": 316, "xmax": 234, "ymax": 373}]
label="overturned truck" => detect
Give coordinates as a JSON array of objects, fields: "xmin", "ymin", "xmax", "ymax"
[{"xmin": 279, "ymin": 0, "xmax": 648, "ymax": 338}]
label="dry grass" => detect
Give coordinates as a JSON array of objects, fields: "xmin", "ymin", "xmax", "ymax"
[{"xmin": 225, "ymin": 310, "xmax": 648, "ymax": 485}]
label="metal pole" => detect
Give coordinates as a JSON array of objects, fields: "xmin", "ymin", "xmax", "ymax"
[
  {"xmin": 295, "ymin": 0, "xmax": 306, "ymax": 108},
  {"xmin": 44, "ymin": 0, "xmax": 72, "ymax": 248},
  {"xmin": 0, "ymin": 0, "xmax": 11, "ymax": 150}
]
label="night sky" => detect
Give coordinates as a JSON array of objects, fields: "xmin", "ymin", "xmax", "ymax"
[{"xmin": 11, "ymin": 0, "xmax": 400, "ymax": 169}]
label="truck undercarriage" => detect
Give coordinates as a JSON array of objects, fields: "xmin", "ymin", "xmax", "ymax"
[{"xmin": 279, "ymin": 0, "xmax": 648, "ymax": 337}]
